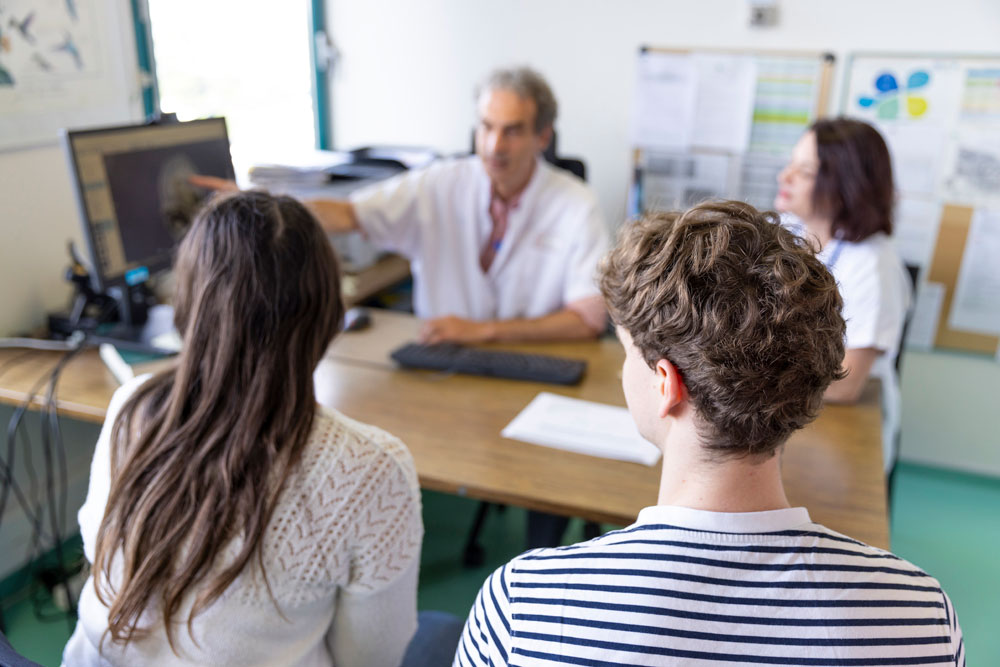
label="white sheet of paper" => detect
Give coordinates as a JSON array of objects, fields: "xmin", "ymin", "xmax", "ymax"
[
  {"xmin": 737, "ymin": 152, "xmax": 787, "ymax": 211},
  {"xmin": 942, "ymin": 136, "xmax": 1000, "ymax": 206},
  {"xmin": 906, "ymin": 282, "xmax": 946, "ymax": 350},
  {"xmin": 640, "ymin": 151, "xmax": 738, "ymax": 211},
  {"xmin": 882, "ymin": 123, "xmax": 948, "ymax": 197},
  {"xmin": 685, "ymin": 152, "xmax": 738, "ymax": 204},
  {"xmin": 893, "ymin": 198, "xmax": 942, "ymax": 267},
  {"xmin": 691, "ymin": 53, "xmax": 757, "ymax": 152},
  {"xmin": 949, "ymin": 209, "xmax": 1000, "ymax": 335},
  {"xmin": 501, "ymin": 392, "xmax": 662, "ymax": 467},
  {"xmin": 631, "ymin": 52, "xmax": 697, "ymax": 151}
]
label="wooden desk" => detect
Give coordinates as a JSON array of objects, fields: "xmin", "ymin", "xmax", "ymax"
[
  {"xmin": 342, "ymin": 254, "xmax": 410, "ymax": 307},
  {"xmin": 0, "ymin": 310, "xmax": 888, "ymax": 549}
]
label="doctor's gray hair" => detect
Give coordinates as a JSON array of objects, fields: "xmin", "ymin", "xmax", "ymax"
[{"xmin": 477, "ymin": 66, "xmax": 558, "ymax": 134}]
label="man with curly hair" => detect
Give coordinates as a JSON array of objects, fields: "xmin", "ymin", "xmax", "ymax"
[{"xmin": 454, "ymin": 200, "xmax": 964, "ymax": 667}]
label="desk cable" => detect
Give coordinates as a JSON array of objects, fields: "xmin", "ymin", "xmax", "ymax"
[
  {"xmin": 1, "ymin": 332, "xmax": 89, "ymax": 630},
  {"xmin": 0, "ymin": 337, "xmax": 83, "ymax": 351}
]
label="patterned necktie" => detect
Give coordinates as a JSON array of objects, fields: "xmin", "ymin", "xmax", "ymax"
[{"xmin": 481, "ymin": 192, "xmax": 519, "ymax": 271}]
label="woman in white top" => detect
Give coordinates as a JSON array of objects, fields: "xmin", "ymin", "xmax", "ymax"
[
  {"xmin": 63, "ymin": 191, "xmax": 423, "ymax": 666},
  {"xmin": 775, "ymin": 118, "xmax": 911, "ymax": 468}
]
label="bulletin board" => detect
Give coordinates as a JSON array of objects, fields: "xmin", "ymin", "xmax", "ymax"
[
  {"xmin": 629, "ymin": 46, "xmax": 835, "ymax": 215},
  {"xmin": 0, "ymin": 0, "xmax": 148, "ymax": 151},
  {"xmin": 843, "ymin": 53, "xmax": 1000, "ymax": 357}
]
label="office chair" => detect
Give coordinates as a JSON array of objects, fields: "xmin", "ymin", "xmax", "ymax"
[
  {"xmin": 542, "ymin": 134, "xmax": 587, "ymax": 180},
  {"xmin": 886, "ymin": 262, "xmax": 922, "ymax": 504}
]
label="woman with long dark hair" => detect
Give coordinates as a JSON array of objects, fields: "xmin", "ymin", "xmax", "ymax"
[
  {"xmin": 63, "ymin": 191, "xmax": 423, "ymax": 665},
  {"xmin": 774, "ymin": 118, "xmax": 911, "ymax": 470}
]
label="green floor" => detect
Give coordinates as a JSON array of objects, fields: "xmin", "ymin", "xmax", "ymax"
[{"xmin": 4, "ymin": 462, "xmax": 999, "ymax": 665}]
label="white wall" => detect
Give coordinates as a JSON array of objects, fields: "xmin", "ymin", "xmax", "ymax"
[
  {"xmin": 0, "ymin": 0, "xmax": 143, "ymax": 337},
  {"xmin": 326, "ymin": 0, "xmax": 1000, "ymax": 475},
  {"xmin": 900, "ymin": 350, "xmax": 1000, "ymax": 477},
  {"xmin": 0, "ymin": 147, "xmax": 89, "ymax": 336}
]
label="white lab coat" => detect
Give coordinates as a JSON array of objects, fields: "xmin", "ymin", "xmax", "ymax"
[
  {"xmin": 350, "ymin": 156, "xmax": 609, "ymax": 321},
  {"xmin": 818, "ymin": 232, "xmax": 912, "ymax": 472}
]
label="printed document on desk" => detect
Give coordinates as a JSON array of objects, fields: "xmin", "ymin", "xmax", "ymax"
[{"xmin": 502, "ymin": 392, "xmax": 662, "ymax": 466}]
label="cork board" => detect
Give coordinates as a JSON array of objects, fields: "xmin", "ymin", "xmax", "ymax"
[{"xmin": 927, "ymin": 204, "xmax": 1000, "ymax": 355}]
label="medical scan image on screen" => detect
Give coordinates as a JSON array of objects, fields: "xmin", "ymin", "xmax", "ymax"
[{"xmin": 102, "ymin": 138, "xmax": 232, "ymax": 266}]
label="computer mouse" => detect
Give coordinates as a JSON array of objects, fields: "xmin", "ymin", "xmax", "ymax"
[{"xmin": 343, "ymin": 308, "xmax": 372, "ymax": 332}]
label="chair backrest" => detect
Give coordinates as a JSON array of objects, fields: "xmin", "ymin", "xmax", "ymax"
[
  {"xmin": 551, "ymin": 156, "xmax": 586, "ymax": 181},
  {"xmin": 895, "ymin": 263, "xmax": 921, "ymax": 375}
]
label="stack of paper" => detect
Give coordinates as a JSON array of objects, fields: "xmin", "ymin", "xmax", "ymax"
[
  {"xmin": 502, "ymin": 392, "xmax": 662, "ymax": 467},
  {"xmin": 248, "ymin": 150, "xmax": 353, "ymax": 186}
]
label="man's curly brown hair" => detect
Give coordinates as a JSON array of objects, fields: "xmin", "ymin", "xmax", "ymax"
[{"xmin": 599, "ymin": 200, "xmax": 847, "ymax": 459}]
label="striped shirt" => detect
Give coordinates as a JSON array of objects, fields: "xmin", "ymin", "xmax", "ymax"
[{"xmin": 455, "ymin": 506, "xmax": 964, "ymax": 666}]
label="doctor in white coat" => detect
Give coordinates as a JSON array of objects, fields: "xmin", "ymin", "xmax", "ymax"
[{"xmin": 303, "ymin": 67, "xmax": 609, "ymax": 344}]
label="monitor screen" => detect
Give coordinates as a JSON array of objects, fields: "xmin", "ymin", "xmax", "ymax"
[{"xmin": 62, "ymin": 118, "xmax": 235, "ymax": 291}]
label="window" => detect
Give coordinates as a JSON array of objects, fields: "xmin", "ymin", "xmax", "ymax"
[{"xmin": 146, "ymin": 0, "xmax": 320, "ymax": 175}]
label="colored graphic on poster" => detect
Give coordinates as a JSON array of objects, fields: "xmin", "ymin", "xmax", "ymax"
[
  {"xmin": 961, "ymin": 68, "xmax": 1000, "ymax": 121},
  {"xmin": 857, "ymin": 70, "xmax": 931, "ymax": 120},
  {"xmin": 0, "ymin": 1, "xmax": 92, "ymax": 84}
]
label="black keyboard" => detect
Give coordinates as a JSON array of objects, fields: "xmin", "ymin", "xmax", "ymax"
[{"xmin": 390, "ymin": 343, "xmax": 587, "ymax": 385}]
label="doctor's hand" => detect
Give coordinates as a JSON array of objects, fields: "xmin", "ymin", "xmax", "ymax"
[
  {"xmin": 188, "ymin": 174, "xmax": 240, "ymax": 192},
  {"xmin": 419, "ymin": 316, "xmax": 494, "ymax": 344}
]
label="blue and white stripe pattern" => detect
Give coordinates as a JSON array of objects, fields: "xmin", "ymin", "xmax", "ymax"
[{"xmin": 455, "ymin": 506, "xmax": 964, "ymax": 666}]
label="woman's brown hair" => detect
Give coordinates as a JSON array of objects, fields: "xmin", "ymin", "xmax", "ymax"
[
  {"xmin": 811, "ymin": 117, "xmax": 894, "ymax": 243},
  {"xmin": 599, "ymin": 201, "xmax": 846, "ymax": 459},
  {"xmin": 92, "ymin": 190, "xmax": 344, "ymax": 649}
]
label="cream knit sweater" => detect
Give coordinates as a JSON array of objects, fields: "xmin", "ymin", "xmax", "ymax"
[{"xmin": 63, "ymin": 376, "xmax": 423, "ymax": 666}]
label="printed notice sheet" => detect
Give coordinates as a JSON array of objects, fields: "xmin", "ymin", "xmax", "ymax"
[
  {"xmin": 691, "ymin": 53, "xmax": 757, "ymax": 152},
  {"xmin": 502, "ymin": 392, "xmax": 662, "ymax": 467},
  {"xmin": 905, "ymin": 282, "xmax": 946, "ymax": 350},
  {"xmin": 631, "ymin": 52, "xmax": 697, "ymax": 150},
  {"xmin": 949, "ymin": 208, "xmax": 1000, "ymax": 335}
]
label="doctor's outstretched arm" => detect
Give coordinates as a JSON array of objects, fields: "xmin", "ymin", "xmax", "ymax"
[{"xmin": 188, "ymin": 175, "xmax": 360, "ymax": 234}]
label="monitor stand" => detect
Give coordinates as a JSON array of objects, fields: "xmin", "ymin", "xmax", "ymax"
[
  {"xmin": 88, "ymin": 284, "xmax": 178, "ymax": 355},
  {"xmin": 91, "ymin": 302, "xmax": 178, "ymax": 355},
  {"xmin": 49, "ymin": 249, "xmax": 180, "ymax": 355}
]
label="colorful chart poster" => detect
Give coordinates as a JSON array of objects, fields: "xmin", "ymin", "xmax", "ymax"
[
  {"xmin": 746, "ymin": 57, "xmax": 823, "ymax": 155},
  {"xmin": 960, "ymin": 68, "xmax": 1000, "ymax": 122}
]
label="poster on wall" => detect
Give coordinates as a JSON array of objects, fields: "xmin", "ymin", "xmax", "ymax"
[
  {"xmin": 0, "ymin": 0, "xmax": 144, "ymax": 150},
  {"xmin": 845, "ymin": 57, "xmax": 964, "ymax": 199},
  {"xmin": 845, "ymin": 54, "xmax": 1000, "ymax": 357}
]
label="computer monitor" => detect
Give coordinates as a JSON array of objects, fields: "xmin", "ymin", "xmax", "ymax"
[{"xmin": 62, "ymin": 117, "xmax": 235, "ymax": 292}]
